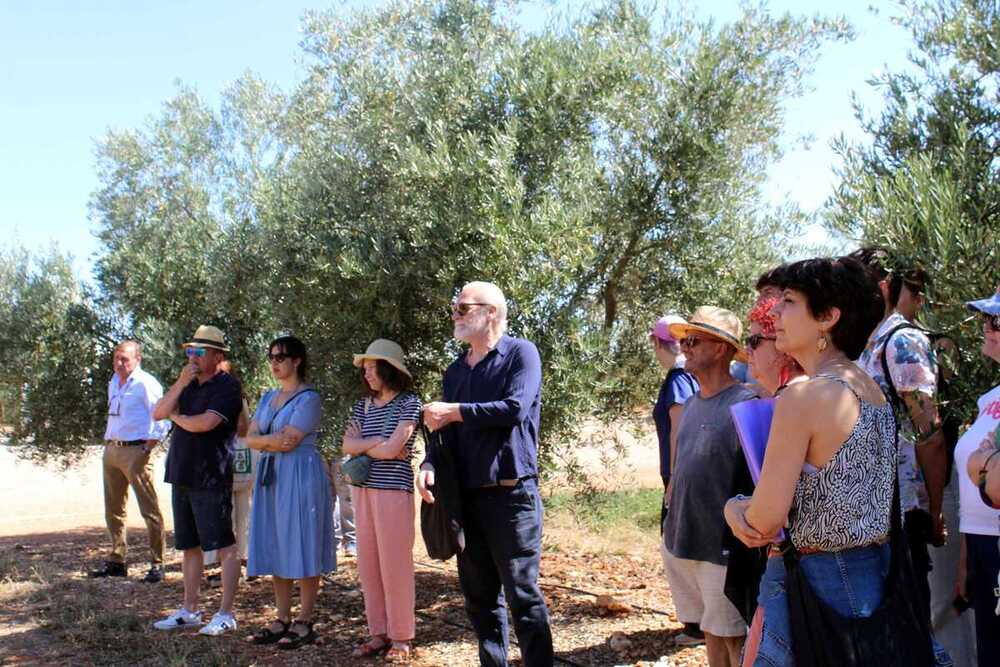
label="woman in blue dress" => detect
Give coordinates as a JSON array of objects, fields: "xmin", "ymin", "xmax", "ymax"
[{"xmin": 245, "ymin": 335, "xmax": 334, "ymax": 649}]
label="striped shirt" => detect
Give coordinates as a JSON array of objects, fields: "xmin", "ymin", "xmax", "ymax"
[{"xmin": 349, "ymin": 392, "xmax": 422, "ymax": 492}]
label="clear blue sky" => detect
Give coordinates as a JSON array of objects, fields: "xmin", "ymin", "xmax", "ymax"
[{"xmin": 0, "ymin": 1, "xmax": 913, "ymax": 278}]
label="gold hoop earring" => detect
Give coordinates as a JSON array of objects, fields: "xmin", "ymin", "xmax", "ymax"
[{"xmin": 816, "ymin": 336, "xmax": 828, "ymax": 353}]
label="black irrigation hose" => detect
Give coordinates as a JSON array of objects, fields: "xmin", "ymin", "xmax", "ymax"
[
  {"xmin": 326, "ymin": 566, "xmax": 587, "ymax": 666},
  {"xmin": 413, "ymin": 558, "xmax": 674, "ymax": 618}
]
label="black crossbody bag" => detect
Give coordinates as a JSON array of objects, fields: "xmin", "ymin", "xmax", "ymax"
[
  {"xmin": 781, "ymin": 417, "xmax": 935, "ymax": 667},
  {"xmin": 257, "ymin": 388, "xmax": 317, "ymax": 487}
]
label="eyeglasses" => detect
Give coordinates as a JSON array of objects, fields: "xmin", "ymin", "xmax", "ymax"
[
  {"xmin": 747, "ymin": 334, "xmax": 777, "ymax": 350},
  {"xmin": 185, "ymin": 347, "xmax": 207, "ymax": 358},
  {"xmin": 982, "ymin": 312, "xmax": 1000, "ymax": 332},
  {"xmin": 268, "ymin": 352, "xmax": 293, "ymax": 363},
  {"xmin": 451, "ymin": 302, "xmax": 492, "ymax": 317},
  {"xmin": 977, "ymin": 449, "xmax": 1000, "ymax": 510}
]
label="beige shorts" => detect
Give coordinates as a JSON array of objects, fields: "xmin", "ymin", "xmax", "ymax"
[{"xmin": 661, "ymin": 542, "xmax": 746, "ymax": 637}]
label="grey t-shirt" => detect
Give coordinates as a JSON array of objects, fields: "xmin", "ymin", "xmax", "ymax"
[{"xmin": 663, "ymin": 382, "xmax": 756, "ymax": 566}]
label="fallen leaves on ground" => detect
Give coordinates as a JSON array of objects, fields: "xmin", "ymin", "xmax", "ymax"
[{"xmin": 0, "ymin": 529, "xmax": 709, "ymax": 666}]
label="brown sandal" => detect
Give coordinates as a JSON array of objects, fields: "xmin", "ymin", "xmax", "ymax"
[{"xmin": 351, "ymin": 636, "xmax": 389, "ymax": 658}]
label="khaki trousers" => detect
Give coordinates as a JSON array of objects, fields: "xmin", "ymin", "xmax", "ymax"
[{"xmin": 102, "ymin": 443, "xmax": 165, "ymax": 565}]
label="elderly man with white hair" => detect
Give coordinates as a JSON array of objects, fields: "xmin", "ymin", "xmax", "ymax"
[{"xmin": 419, "ymin": 281, "xmax": 554, "ymax": 667}]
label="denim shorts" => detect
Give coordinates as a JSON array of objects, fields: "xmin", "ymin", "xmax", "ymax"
[
  {"xmin": 747, "ymin": 544, "xmax": 890, "ymax": 667},
  {"xmin": 171, "ymin": 485, "xmax": 235, "ymax": 552}
]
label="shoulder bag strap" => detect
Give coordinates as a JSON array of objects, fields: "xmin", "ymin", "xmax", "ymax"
[{"xmin": 261, "ymin": 388, "xmax": 318, "ymax": 435}]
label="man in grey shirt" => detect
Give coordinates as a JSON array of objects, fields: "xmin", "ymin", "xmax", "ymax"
[{"xmin": 662, "ymin": 307, "xmax": 754, "ymax": 667}]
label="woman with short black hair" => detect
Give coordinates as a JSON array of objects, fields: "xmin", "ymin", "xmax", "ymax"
[{"xmin": 724, "ymin": 256, "xmax": 933, "ymax": 666}]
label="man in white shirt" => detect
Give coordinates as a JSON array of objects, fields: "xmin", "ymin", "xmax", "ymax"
[{"xmin": 89, "ymin": 340, "xmax": 170, "ymax": 583}]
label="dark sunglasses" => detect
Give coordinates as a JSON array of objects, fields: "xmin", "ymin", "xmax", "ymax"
[
  {"xmin": 184, "ymin": 347, "xmax": 207, "ymax": 358},
  {"xmin": 747, "ymin": 334, "xmax": 777, "ymax": 350},
  {"xmin": 451, "ymin": 302, "xmax": 492, "ymax": 317},
  {"xmin": 982, "ymin": 312, "xmax": 1000, "ymax": 332},
  {"xmin": 268, "ymin": 352, "xmax": 294, "ymax": 363},
  {"xmin": 977, "ymin": 449, "xmax": 1000, "ymax": 510},
  {"xmin": 680, "ymin": 336, "xmax": 715, "ymax": 349}
]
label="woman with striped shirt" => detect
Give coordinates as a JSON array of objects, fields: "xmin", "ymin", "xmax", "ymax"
[{"xmin": 344, "ymin": 339, "xmax": 421, "ymax": 663}]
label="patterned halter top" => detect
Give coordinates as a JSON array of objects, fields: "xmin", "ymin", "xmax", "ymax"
[{"xmin": 788, "ymin": 374, "xmax": 898, "ymax": 552}]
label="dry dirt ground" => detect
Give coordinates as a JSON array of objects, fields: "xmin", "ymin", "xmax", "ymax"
[{"xmin": 0, "ymin": 429, "xmax": 708, "ymax": 667}]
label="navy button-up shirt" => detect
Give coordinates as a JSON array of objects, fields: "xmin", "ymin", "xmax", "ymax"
[{"xmin": 426, "ymin": 335, "xmax": 542, "ymax": 490}]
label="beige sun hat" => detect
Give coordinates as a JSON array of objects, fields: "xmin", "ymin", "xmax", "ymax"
[
  {"xmin": 352, "ymin": 338, "xmax": 411, "ymax": 378},
  {"xmin": 668, "ymin": 306, "xmax": 747, "ymax": 363},
  {"xmin": 181, "ymin": 325, "xmax": 230, "ymax": 352}
]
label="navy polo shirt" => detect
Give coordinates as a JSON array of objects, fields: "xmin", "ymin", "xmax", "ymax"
[
  {"xmin": 164, "ymin": 371, "xmax": 242, "ymax": 490},
  {"xmin": 426, "ymin": 335, "xmax": 542, "ymax": 490}
]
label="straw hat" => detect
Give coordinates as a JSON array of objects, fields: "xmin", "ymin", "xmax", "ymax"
[
  {"xmin": 668, "ymin": 306, "xmax": 747, "ymax": 362},
  {"xmin": 353, "ymin": 339, "xmax": 411, "ymax": 378},
  {"xmin": 181, "ymin": 325, "xmax": 230, "ymax": 352}
]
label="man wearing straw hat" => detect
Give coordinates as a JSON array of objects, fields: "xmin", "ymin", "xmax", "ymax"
[
  {"xmin": 151, "ymin": 325, "xmax": 244, "ymax": 636},
  {"xmin": 661, "ymin": 307, "xmax": 754, "ymax": 667},
  {"xmin": 419, "ymin": 281, "xmax": 553, "ymax": 667}
]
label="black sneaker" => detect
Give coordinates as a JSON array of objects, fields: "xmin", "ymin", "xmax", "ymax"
[
  {"xmin": 142, "ymin": 565, "xmax": 164, "ymax": 583},
  {"xmin": 89, "ymin": 561, "xmax": 127, "ymax": 578}
]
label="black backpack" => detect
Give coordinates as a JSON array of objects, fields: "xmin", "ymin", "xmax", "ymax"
[
  {"xmin": 418, "ymin": 425, "xmax": 465, "ymax": 561},
  {"xmin": 879, "ymin": 322, "xmax": 962, "ymax": 481}
]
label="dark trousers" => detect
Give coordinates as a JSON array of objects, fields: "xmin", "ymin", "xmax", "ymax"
[
  {"xmin": 457, "ymin": 478, "xmax": 554, "ymax": 667},
  {"xmin": 967, "ymin": 533, "xmax": 1000, "ymax": 667},
  {"xmin": 904, "ymin": 508, "xmax": 933, "ymax": 620}
]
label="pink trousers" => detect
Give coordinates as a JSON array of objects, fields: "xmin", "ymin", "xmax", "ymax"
[{"xmin": 350, "ymin": 486, "xmax": 415, "ymax": 641}]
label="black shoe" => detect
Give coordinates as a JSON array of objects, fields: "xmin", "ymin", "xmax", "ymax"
[
  {"xmin": 142, "ymin": 565, "xmax": 164, "ymax": 583},
  {"xmin": 89, "ymin": 561, "xmax": 127, "ymax": 578}
]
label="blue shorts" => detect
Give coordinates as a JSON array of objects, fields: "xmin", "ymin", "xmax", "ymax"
[{"xmin": 171, "ymin": 485, "xmax": 235, "ymax": 552}]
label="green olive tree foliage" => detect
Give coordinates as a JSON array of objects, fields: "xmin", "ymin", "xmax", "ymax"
[
  {"xmin": 828, "ymin": 0, "xmax": 1000, "ymax": 419},
  {"xmin": 11, "ymin": 0, "xmax": 848, "ymax": 464},
  {"xmin": 0, "ymin": 248, "xmax": 119, "ymax": 465}
]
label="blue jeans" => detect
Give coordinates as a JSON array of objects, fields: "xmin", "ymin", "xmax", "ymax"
[
  {"xmin": 750, "ymin": 544, "xmax": 890, "ymax": 667},
  {"xmin": 457, "ymin": 478, "xmax": 554, "ymax": 666}
]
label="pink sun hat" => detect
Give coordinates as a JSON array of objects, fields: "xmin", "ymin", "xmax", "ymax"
[{"xmin": 650, "ymin": 315, "xmax": 686, "ymax": 344}]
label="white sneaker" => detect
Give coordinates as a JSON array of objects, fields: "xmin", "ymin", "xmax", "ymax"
[
  {"xmin": 198, "ymin": 612, "xmax": 237, "ymax": 636},
  {"xmin": 153, "ymin": 607, "xmax": 202, "ymax": 630}
]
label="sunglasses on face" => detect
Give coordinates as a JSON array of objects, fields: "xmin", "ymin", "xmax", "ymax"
[
  {"xmin": 680, "ymin": 336, "xmax": 716, "ymax": 349},
  {"xmin": 982, "ymin": 312, "xmax": 1000, "ymax": 332},
  {"xmin": 185, "ymin": 347, "xmax": 207, "ymax": 358},
  {"xmin": 451, "ymin": 302, "xmax": 491, "ymax": 317},
  {"xmin": 747, "ymin": 334, "xmax": 777, "ymax": 350},
  {"xmin": 977, "ymin": 449, "xmax": 1000, "ymax": 510},
  {"xmin": 268, "ymin": 352, "xmax": 294, "ymax": 363}
]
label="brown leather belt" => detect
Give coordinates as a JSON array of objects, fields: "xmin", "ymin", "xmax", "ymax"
[
  {"xmin": 107, "ymin": 439, "xmax": 144, "ymax": 447},
  {"xmin": 769, "ymin": 536, "xmax": 889, "ymax": 557}
]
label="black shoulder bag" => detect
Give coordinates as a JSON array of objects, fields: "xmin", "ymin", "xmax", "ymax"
[
  {"xmin": 419, "ymin": 425, "xmax": 465, "ymax": 561},
  {"xmin": 781, "ymin": 417, "xmax": 935, "ymax": 667}
]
